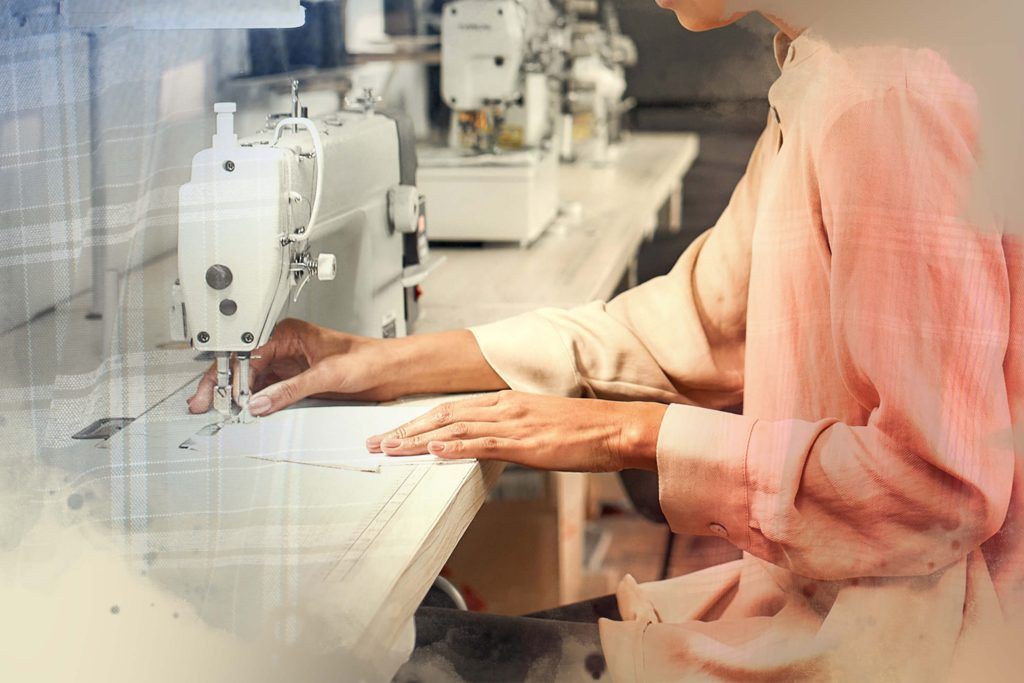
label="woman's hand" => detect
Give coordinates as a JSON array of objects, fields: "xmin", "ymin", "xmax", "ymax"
[
  {"xmin": 366, "ymin": 390, "xmax": 667, "ymax": 472},
  {"xmin": 187, "ymin": 320, "xmax": 508, "ymax": 417},
  {"xmin": 187, "ymin": 318, "xmax": 398, "ymax": 416}
]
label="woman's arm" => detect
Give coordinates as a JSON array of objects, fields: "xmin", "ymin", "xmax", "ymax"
[
  {"xmin": 368, "ymin": 329, "xmax": 509, "ymax": 397},
  {"xmin": 188, "ymin": 324, "xmax": 507, "ymax": 415},
  {"xmin": 466, "ymin": 123, "xmax": 775, "ymax": 407}
]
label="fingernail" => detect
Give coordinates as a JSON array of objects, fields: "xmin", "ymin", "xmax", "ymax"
[
  {"xmin": 428, "ymin": 441, "xmax": 445, "ymax": 454},
  {"xmin": 381, "ymin": 439, "xmax": 401, "ymax": 449},
  {"xmin": 249, "ymin": 395, "xmax": 271, "ymax": 416},
  {"xmin": 365, "ymin": 436, "xmax": 381, "ymax": 446}
]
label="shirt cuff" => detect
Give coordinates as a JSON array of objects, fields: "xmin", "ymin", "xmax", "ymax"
[
  {"xmin": 656, "ymin": 403, "xmax": 756, "ymax": 546},
  {"xmin": 468, "ymin": 310, "xmax": 582, "ymax": 396}
]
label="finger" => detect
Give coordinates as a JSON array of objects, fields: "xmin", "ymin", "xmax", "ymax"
[
  {"xmin": 248, "ymin": 319, "xmax": 309, "ymax": 374},
  {"xmin": 377, "ymin": 420, "xmax": 489, "ymax": 456},
  {"xmin": 366, "ymin": 394, "xmax": 501, "ymax": 448},
  {"xmin": 426, "ymin": 437, "xmax": 523, "ymax": 461},
  {"xmin": 252, "ymin": 372, "xmax": 281, "ymax": 395},
  {"xmin": 248, "ymin": 367, "xmax": 326, "ymax": 417},
  {"xmin": 187, "ymin": 363, "xmax": 218, "ymax": 413},
  {"xmin": 248, "ymin": 337, "xmax": 283, "ymax": 374}
]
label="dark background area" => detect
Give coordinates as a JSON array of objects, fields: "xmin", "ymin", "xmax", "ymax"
[
  {"xmin": 608, "ymin": 7, "xmax": 776, "ymax": 282},
  {"xmin": 615, "ymin": 6, "xmax": 778, "ymax": 132}
]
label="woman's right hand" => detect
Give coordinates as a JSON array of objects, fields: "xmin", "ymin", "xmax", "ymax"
[{"xmin": 187, "ymin": 318, "xmax": 400, "ymax": 417}]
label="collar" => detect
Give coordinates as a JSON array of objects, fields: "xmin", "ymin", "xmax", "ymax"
[
  {"xmin": 773, "ymin": 30, "xmax": 821, "ymax": 71},
  {"xmin": 773, "ymin": 31, "xmax": 793, "ymax": 69}
]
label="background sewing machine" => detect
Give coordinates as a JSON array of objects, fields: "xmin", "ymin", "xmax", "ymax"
[
  {"xmin": 559, "ymin": 0, "xmax": 638, "ymax": 165},
  {"xmin": 174, "ymin": 88, "xmax": 433, "ymax": 422},
  {"xmin": 417, "ymin": 0, "xmax": 564, "ymax": 245}
]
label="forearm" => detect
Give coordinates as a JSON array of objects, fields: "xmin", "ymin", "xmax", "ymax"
[{"xmin": 378, "ymin": 329, "xmax": 509, "ymax": 398}]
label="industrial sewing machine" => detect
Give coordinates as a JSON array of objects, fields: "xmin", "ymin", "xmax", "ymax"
[
  {"xmin": 417, "ymin": 0, "xmax": 565, "ymax": 245},
  {"xmin": 174, "ymin": 88, "xmax": 433, "ymax": 423},
  {"xmin": 559, "ymin": 0, "xmax": 637, "ymax": 164}
]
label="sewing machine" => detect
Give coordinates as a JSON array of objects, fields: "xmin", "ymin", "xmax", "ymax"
[
  {"xmin": 417, "ymin": 0, "xmax": 564, "ymax": 245},
  {"xmin": 175, "ymin": 89, "xmax": 432, "ymax": 422},
  {"xmin": 559, "ymin": 0, "xmax": 637, "ymax": 164}
]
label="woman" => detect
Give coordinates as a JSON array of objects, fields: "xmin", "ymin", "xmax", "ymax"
[{"xmin": 190, "ymin": 1, "xmax": 1022, "ymax": 679}]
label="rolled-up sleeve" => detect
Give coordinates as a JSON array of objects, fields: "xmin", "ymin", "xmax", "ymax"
[{"xmin": 471, "ymin": 125, "xmax": 776, "ymax": 407}]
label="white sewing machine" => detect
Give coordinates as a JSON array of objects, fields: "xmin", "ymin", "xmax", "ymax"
[
  {"xmin": 175, "ymin": 90, "xmax": 433, "ymax": 422},
  {"xmin": 417, "ymin": 0, "xmax": 564, "ymax": 245},
  {"xmin": 560, "ymin": 0, "xmax": 637, "ymax": 165}
]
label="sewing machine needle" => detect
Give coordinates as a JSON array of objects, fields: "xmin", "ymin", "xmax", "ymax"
[{"xmin": 213, "ymin": 352, "xmax": 232, "ymax": 419}]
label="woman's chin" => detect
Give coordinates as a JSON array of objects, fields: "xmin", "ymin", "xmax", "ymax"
[
  {"xmin": 674, "ymin": 14, "xmax": 716, "ymax": 31},
  {"xmin": 673, "ymin": 10, "xmax": 748, "ymax": 32}
]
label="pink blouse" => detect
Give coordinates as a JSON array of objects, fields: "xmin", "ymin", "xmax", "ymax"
[{"xmin": 470, "ymin": 32, "xmax": 1024, "ymax": 681}]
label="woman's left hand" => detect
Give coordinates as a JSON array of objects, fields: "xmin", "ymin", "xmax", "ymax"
[{"xmin": 366, "ymin": 390, "xmax": 667, "ymax": 472}]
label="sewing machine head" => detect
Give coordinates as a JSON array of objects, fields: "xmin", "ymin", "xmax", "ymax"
[
  {"xmin": 177, "ymin": 93, "xmax": 428, "ymax": 423},
  {"xmin": 441, "ymin": 0, "xmax": 562, "ymax": 153}
]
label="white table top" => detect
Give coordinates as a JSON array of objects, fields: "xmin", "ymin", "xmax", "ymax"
[
  {"xmin": 0, "ymin": 132, "xmax": 699, "ymax": 682},
  {"xmin": 418, "ymin": 133, "xmax": 700, "ymax": 330}
]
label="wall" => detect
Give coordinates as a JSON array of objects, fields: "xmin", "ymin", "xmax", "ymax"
[
  {"xmin": 0, "ymin": 7, "xmax": 246, "ymax": 334},
  {"xmin": 611, "ymin": 3, "xmax": 779, "ymax": 129}
]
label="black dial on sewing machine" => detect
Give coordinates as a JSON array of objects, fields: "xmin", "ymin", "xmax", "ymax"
[{"xmin": 205, "ymin": 264, "xmax": 233, "ymax": 290}]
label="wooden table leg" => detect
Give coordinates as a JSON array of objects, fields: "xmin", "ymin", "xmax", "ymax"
[{"xmin": 553, "ymin": 471, "xmax": 588, "ymax": 605}]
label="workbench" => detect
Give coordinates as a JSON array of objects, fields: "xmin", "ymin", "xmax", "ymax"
[
  {"xmin": 419, "ymin": 132, "xmax": 700, "ymax": 330},
  {"xmin": 0, "ymin": 132, "xmax": 699, "ymax": 682}
]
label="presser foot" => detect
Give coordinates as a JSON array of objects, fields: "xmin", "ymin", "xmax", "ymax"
[
  {"xmin": 212, "ymin": 397, "xmax": 256, "ymax": 425},
  {"xmin": 233, "ymin": 398, "xmax": 256, "ymax": 424},
  {"xmin": 210, "ymin": 353, "xmax": 257, "ymax": 424},
  {"xmin": 213, "ymin": 386, "xmax": 233, "ymax": 419}
]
